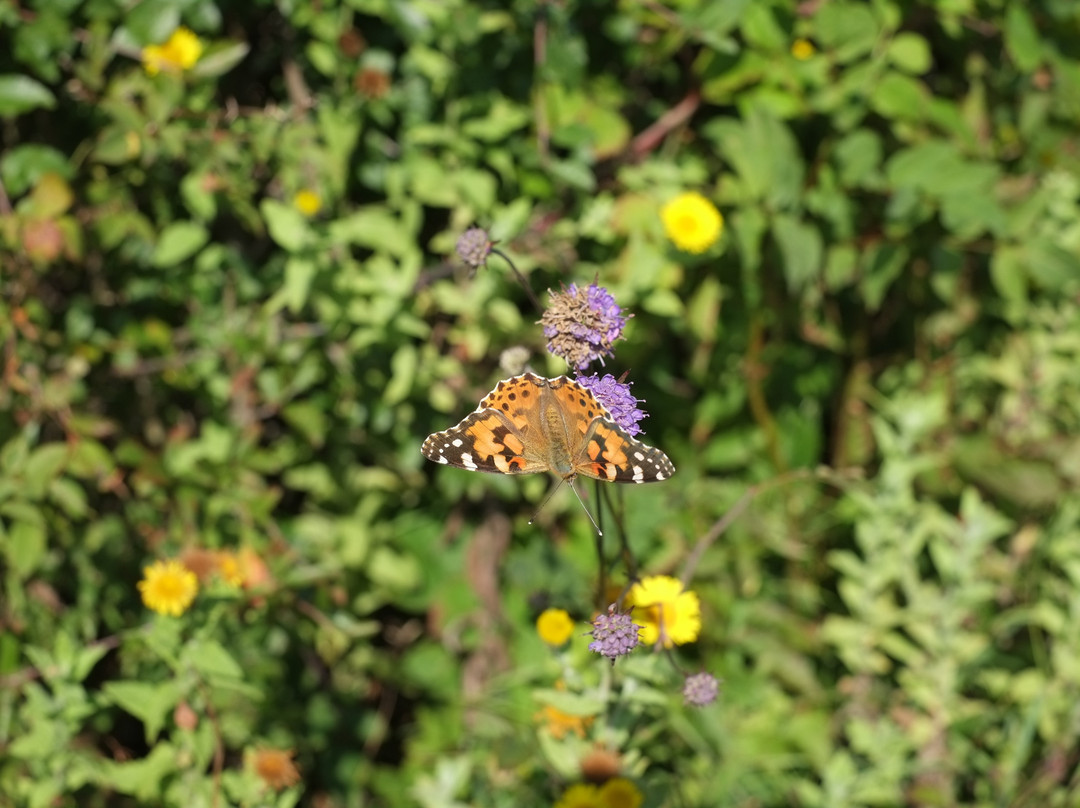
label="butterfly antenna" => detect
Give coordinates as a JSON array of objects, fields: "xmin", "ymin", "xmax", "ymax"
[
  {"xmin": 568, "ymin": 479, "xmax": 603, "ymax": 537},
  {"xmin": 527, "ymin": 477, "xmax": 603, "ymax": 537},
  {"xmin": 528, "ymin": 477, "xmax": 566, "ymax": 527}
]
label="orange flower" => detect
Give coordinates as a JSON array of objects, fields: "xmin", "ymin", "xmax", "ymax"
[
  {"xmin": 535, "ymin": 704, "xmax": 593, "ymax": 739},
  {"xmin": 250, "ymin": 747, "xmax": 300, "ymax": 790},
  {"xmin": 216, "ymin": 551, "xmax": 245, "ymax": 587}
]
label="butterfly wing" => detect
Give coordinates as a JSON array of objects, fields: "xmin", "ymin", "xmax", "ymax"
[
  {"xmin": 421, "ymin": 408, "xmax": 548, "ymax": 475},
  {"xmin": 573, "ymin": 416, "xmax": 676, "ymax": 483}
]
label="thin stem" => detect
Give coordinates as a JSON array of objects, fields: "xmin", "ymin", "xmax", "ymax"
[{"xmin": 490, "ymin": 248, "xmax": 542, "ymax": 314}]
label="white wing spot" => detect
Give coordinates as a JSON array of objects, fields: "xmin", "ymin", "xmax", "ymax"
[
  {"xmin": 436, "ymin": 455, "xmax": 449, "ymax": 464},
  {"xmin": 461, "ymin": 453, "xmax": 477, "ymax": 469},
  {"xmin": 452, "ymin": 438, "xmax": 463, "ymax": 447},
  {"xmin": 634, "ymin": 451, "xmax": 645, "ymax": 461},
  {"xmin": 632, "ymin": 465, "xmax": 644, "ymax": 482}
]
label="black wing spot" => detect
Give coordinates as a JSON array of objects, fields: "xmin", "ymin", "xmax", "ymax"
[
  {"xmin": 501, "ymin": 403, "xmax": 510, "ymax": 411},
  {"xmin": 520, "ymin": 389, "xmax": 530, "ymax": 398},
  {"xmin": 508, "ymin": 392, "xmax": 516, "ymax": 401}
]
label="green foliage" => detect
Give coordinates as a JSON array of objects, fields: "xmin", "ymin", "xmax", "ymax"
[{"xmin": 2, "ymin": 0, "xmax": 1080, "ymax": 806}]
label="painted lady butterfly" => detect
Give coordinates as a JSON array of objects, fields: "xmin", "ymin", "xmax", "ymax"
[{"xmin": 421, "ymin": 373, "xmax": 675, "ymax": 484}]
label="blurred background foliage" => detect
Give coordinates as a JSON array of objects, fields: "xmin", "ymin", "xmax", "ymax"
[{"xmin": 2, "ymin": 0, "xmax": 1080, "ymax": 805}]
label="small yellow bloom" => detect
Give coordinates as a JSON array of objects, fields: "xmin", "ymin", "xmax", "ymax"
[
  {"xmin": 293, "ymin": 189, "xmax": 322, "ymax": 217},
  {"xmin": 537, "ymin": 608, "xmax": 575, "ymax": 646},
  {"xmin": 138, "ymin": 559, "xmax": 198, "ymax": 617},
  {"xmin": 660, "ymin": 192, "xmax": 723, "ymax": 254},
  {"xmin": 250, "ymin": 747, "xmax": 301, "ymax": 791},
  {"xmin": 791, "ymin": 38, "xmax": 816, "ymax": 60},
  {"xmin": 627, "ymin": 575, "xmax": 701, "ymax": 648},
  {"xmin": 555, "ymin": 783, "xmax": 601, "ymax": 808},
  {"xmin": 142, "ymin": 27, "xmax": 203, "ymax": 76},
  {"xmin": 598, "ymin": 777, "xmax": 643, "ymax": 808},
  {"xmin": 216, "ymin": 551, "xmax": 245, "ymax": 587}
]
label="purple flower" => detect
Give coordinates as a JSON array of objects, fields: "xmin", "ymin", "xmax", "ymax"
[
  {"xmin": 455, "ymin": 227, "xmax": 492, "ymax": 269},
  {"xmin": 682, "ymin": 672, "xmax": 720, "ymax": 707},
  {"xmin": 540, "ymin": 283, "xmax": 629, "ymax": 370},
  {"xmin": 575, "ymin": 373, "xmax": 648, "ymax": 436},
  {"xmin": 588, "ymin": 605, "xmax": 641, "ymax": 662}
]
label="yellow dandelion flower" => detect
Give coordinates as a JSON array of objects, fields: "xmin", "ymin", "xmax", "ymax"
[
  {"xmin": 293, "ymin": 189, "xmax": 322, "ymax": 217},
  {"xmin": 627, "ymin": 575, "xmax": 701, "ymax": 648},
  {"xmin": 536, "ymin": 704, "xmax": 593, "ymax": 740},
  {"xmin": 537, "ymin": 608, "xmax": 575, "ymax": 646},
  {"xmin": 598, "ymin": 777, "xmax": 643, "ymax": 808},
  {"xmin": 660, "ymin": 192, "xmax": 723, "ymax": 254},
  {"xmin": 138, "ymin": 559, "xmax": 198, "ymax": 617},
  {"xmin": 142, "ymin": 27, "xmax": 203, "ymax": 76},
  {"xmin": 555, "ymin": 783, "xmax": 602, "ymax": 808},
  {"xmin": 250, "ymin": 747, "xmax": 301, "ymax": 790},
  {"xmin": 216, "ymin": 551, "xmax": 245, "ymax": 587},
  {"xmin": 791, "ymin": 38, "xmax": 816, "ymax": 61}
]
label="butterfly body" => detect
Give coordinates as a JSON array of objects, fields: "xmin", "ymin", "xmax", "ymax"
[{"xmin": 421, "ymin": 373, "xmax": 674, "ymax": 484}]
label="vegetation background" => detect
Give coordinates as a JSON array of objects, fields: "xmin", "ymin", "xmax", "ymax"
[{"xmin": 2, "ymin": 0, "xmax": 1080, "ymax": 805}]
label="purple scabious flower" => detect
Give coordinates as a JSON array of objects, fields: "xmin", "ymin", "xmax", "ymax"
[
  {"xmin": 588, "ymin": 605, "xmax": 641, "ymax": 662},
  {"xmin": 455, "ymin": 227, "xmax": 492, "ymax": 269},
  {"xmin": 540, "ymin": 283, "xmax": 629, "ymax": 371},
  {"xmin": 682, "ymin": 672, "xmax": 720, "ymax": 707},
  {"xmin": 576, "ymin": 373, "xmax": 647, "ymax": 436}
]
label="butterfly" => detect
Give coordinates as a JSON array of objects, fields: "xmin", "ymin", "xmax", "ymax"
[{"xmin": 421, "ymin": 373, "xmax": 675, "ymax": 484}]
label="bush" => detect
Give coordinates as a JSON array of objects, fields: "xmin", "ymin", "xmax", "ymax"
[{"xmin": 2, "ymin": 1, "xmax": 1079, "ymax": 806}]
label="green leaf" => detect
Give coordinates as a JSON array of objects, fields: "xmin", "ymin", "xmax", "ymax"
[
  {"xmin": 152, "ymin": 221, "xmax": 209, "ymax": 267},
  {"xmin": 281, "ymin": 256, "xmax": 317, "ymax": 313},
  {"xmin": 49, "ymin": 477, "xmax": 88, "ymax": 518},
  {"xmin": 102, "ymin": 681, "xmax": 177, "ymax": 743},
  {"xmin": 1004, "ymin": 3, "xmax": 1041, "ymax": 72},
  {"xmin": 0, "ymin": 74, "xmax": 56, "ymax": 117},
  {"xmin": 813, "ymin": 2, "xmax": 879, "ymax": 62},
  {"xmin": 707, "ymin": 107, "xmax": 803, "ymax": 208},
  {"xmin": 887, "ymin": 32, "xmax": 931, "ymax": 74},
  {"xmin": 123, "ymin": 0, "xmax": 180, "ymax": 45},
  {"xmin": 23, "ymin": 443, "xmax": 68, "ymax": 500},
  {"xmin": 6, "ymin": 519, "xmax": 46, "ymax": 579},
  {"xmin": 772, "ymin": 214, "xmax": 823, "ymax": 291},
  {"xmin": 834, "ymin": 129, "xmax": 883, "ymax": 188},
  {"xmin": 0, "ymin": 145, "xmax": 70, "ymax": 195},
  {"xmin": 860, "ymin": 242, "xmax": 909, "ymax": 310},
  {"xmin": 870, "ymin": 73, "xmax": 928, "ymax": 121},
  {"xmin": 262, "ymin": 199, "xmax": 313, "ymax": 252},
  {"xmin": 185, "ymin": 639, "xmax": 243, "ymax": 682},
  {"xmin": 189, "ymin": 41, "xmax": 249, "ymax": 78},
  {"xmin": 100, "ymin": 743, "xmax": 177, "ymax": 801},
  {"xmin": 282, "ymin": 401, "xmax": 328, "ymax": 447},
  {"xmin": 327, "ymin": 207, "xmax": 408, "ymax": 254}
]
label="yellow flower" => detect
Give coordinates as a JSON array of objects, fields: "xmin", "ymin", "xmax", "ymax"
[
  {"xmin": 598, "ymin": 777, "xmax": 643, "ymax": 808},
  {"xmin": 138, "ymin": 559, "xmax": 198, "ymax": 617},
  {"xmin": 791, "ymin": 38, "xmax": 816, "ymax": 60},
  {"xmin": 250, "ymin": 747, "xmax": 301, "ymax": 791},
  {"xmin": 216, "ymin": 551, "xmax": 245, "ymax": 587},
  {"xmin": 293, "ymin": 189, "xmax": 322, "ymax": 217},
  {"xmin": 142, "ymin": 27, "xmax": 203, "ymax": 76},
  {"xmin": 627, "ymin": 575, "xmax": 700, "ymax": 648},
  {"xmin": 555, "ymin": 783, "xmax": 602, "ymax": 808},
  {"xmin": 660, "ymin": 192, "xmax": 723, "ymax": 254},
  {"xmin": 537, "ymin": 608, "xmax": 575, "ymax": 646}
]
